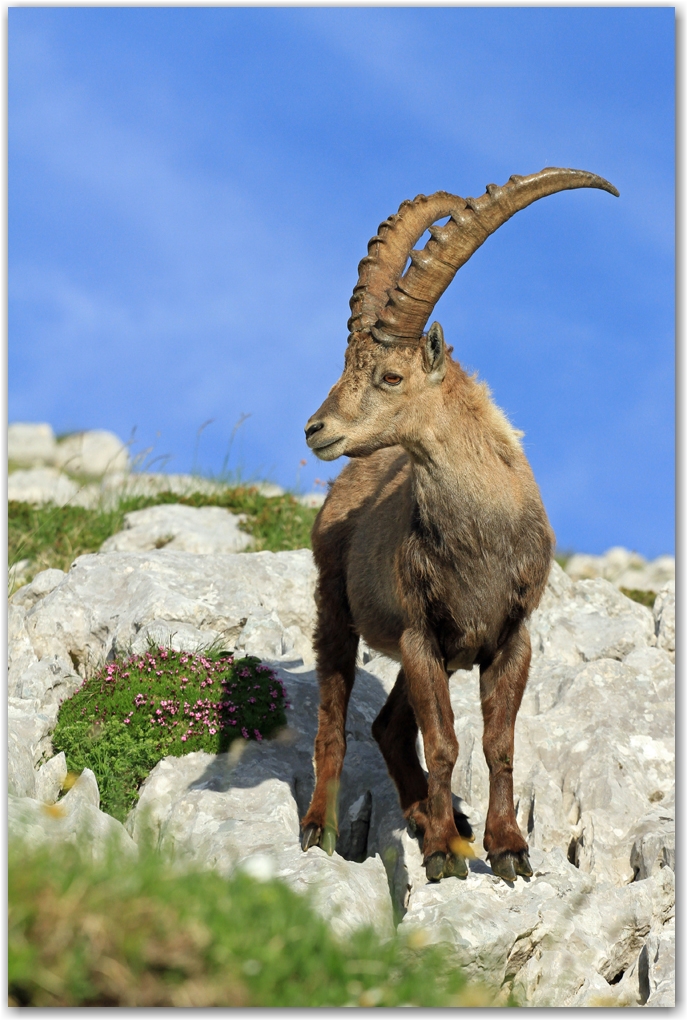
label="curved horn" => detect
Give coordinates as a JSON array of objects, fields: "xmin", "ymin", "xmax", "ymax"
[{"xmin": 348, "ymin": 167, "xmax": 619, "ymax": 345}]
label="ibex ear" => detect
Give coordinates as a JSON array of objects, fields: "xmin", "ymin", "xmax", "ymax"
[{"xmin": 423, "ymin": 321, "xmax": 447, "ymax": 382}]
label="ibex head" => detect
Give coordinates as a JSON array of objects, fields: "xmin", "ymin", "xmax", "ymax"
[{"xmin": 305, "ymin": 167, "xmax": 618, "ymax": 462}]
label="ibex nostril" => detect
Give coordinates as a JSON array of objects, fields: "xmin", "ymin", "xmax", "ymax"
[{"xmin": 305, "ymin": 421, "xmax": 325, "ymax": 440}]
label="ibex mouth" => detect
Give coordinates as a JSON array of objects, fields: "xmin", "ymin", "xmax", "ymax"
[{"xmin": 311, "ymin": 436, "xmax": 346, "ymax": 460}]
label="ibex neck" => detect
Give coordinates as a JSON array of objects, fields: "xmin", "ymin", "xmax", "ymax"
[{"xmin": 404, "ymin": 367, "xmax": 524, "ymax": 537}]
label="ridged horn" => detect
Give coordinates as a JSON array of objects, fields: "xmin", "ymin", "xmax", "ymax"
[{"xmin": 347, "ymin": 167, "xmax": 619, "ymax": 345}]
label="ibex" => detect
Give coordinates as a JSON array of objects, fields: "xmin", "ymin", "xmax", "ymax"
[{"xmin": 301, "ymin": 168, "xmax": 618, "ymax": 882}]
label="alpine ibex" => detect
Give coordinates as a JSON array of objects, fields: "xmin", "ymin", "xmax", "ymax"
[{"xmin": 301, "ymin": 168, "xmax": 618, "ymax": 882}]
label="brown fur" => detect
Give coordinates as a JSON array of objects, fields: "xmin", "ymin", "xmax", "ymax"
[{"xmin": 301, "ymin": 336, "xmax": 554, "ymax": 876}]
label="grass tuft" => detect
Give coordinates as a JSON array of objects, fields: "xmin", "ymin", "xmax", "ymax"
[
  {"xmin": 8, "ymin": 486, "xmax": 319, "ymax": 589},
  {"xmin": 620, "ymin": 587, "xmax": 657, "ymax": 609},
  {"xmin": 52, "ymin": 648, "xmax": 288, "ymax": 821},
  {"xmin": 8, "ymin": 839, "xmax": 498, "ymax": 1007}
]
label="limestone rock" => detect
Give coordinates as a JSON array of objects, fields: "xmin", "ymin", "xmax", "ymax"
[
  {"xmin": 639, "ymin": 919, "xmax": 675, "ymax": 1006},
  {"xmin": 528, "ymin": 565, "xmax": 656, "ymax": 665},
  {"xmin": 35, "ymin": 752, "xmax": 68, "ymax": 804},
  {"xmin": 100, "ymin": 503, "xmax": 252, "ymax": 555},
  {"xmin": 6, "ymin": 539, "xmax": 674, "ymax": 1004},
  {"xmin": 565, "ymin": 547, "xmax": 674, "ymax": 594},
  {"xmin": 8, "ymin": 696, "xmax": 60, "ymax": 772},
  {"xmin": 8, "ymin": 422, "xmax": 57, "ymax": 467},
  {"xmin": 8, "ymin": 467, "xmax": 81, "ymax": 507},
  {"xmin": 629, "ymin": 792, "xmax": 675, "ymax": 880},
  {"xmin": 11, "ymin": 568, "xmax": 67, "ymax": 611},
  {"xmin": 8, "ymin": 728, "xmax": 37, "ymax": 799},
  {"xmin": 654, "ymin": 582, "xmax": 675, "ymax": 661},
  {"xmin": 9, "ymin": 769, "xmax": 137, "ymax": 863},
  {"xmin": 15, "ymin": 548, "xmax": 317, "ymax": 678},
  {"xmin": 100, "ymin": 473, "xmax": 283, "ymax": 500},
  {"xmin": 297, "ymin": 492, "xmax": 326, "ymax": 508},
  {"xmin": 127, "ymin": 747, "xmax": 393, "ymax": 941},
  {"xmin": 15, "ymin": 655, "xmax": 82, "ymax": 706},
  {"xmin": 399, "ymin": 847, "xmax": 673, "ymax": 1006},
  {"xmin": 8, "ymin": 602, "xmax": 39, "ymax": 694},
  {"xmin": 54, "ymin": 429, "xmax": 129, "ymax": 476}
]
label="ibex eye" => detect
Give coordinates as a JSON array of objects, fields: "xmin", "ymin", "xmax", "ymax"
[{"xmin": 383, "ymin": 374, "xmax": 402, "ymax": 385}]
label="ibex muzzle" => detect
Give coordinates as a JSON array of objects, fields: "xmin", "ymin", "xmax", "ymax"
[{"xmin": 301, "ymin": 168, "xmax": 618, "ymax": 883}]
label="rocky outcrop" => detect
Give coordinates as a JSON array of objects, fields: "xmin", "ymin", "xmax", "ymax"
[
  {"xmin": 10, "ymin": 549, "xmax": 316, "ymax": 678},
  {"xmin": 7, "ymin": 537, "xmax": 674, "ymax": 1005},
  {"xmin": 9, "ymin": 767, "xmax": 136, "ymax": 863},
  {"xmin": 8, "ymin": 423, "xmax": 324, "ymax": 509},
  {"xmin": 8, "ymin": 463, "xmax": 324, "ymax": 511},
  {"xmin": 564, "ymin": 546, "xmax": 674, "ymax": 594},
  {"xmin": 9, "ymin": 423, "xmax": 129, "ymax": 476},
  {"xmin": 100, "ymin": 504, "xmax": 253, "ymax": 554}
]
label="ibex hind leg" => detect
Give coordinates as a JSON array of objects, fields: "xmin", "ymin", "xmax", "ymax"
[
  {"xmin": 480, "ymin": 622, "xmax": 533, "ymax": 881},
  {"xmin": 372, "ymin": 668, "xmax": 428, "ymax": 818},
  {"xmin": 397, "ymin": 630, "xmax": 474, "ymax": 882},
  {"xmin": 301, "ymin": 572, "xmax": 358, "ymax": 856},
  {"xmin": 372, "ymin": 669, "xmax": 474, "ymax": 846}
]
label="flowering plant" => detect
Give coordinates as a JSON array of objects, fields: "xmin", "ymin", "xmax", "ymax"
[{"xmin": 52, "ymin": 648, "xmax": 289, "ymax": 820}]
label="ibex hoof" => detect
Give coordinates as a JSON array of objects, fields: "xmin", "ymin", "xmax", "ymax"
[
  {"xmin": 444, "ymin": 851, "xmax": 469, "ymax": 880},
  {"xmin": 301, "ymin": 823, "xmax": 337, "ymax": 856},
  {"xmin": 489, "ymin": 850, "xmax": 533, "ymax": 881},
  {"xmin": 301, "ymin": 823, "xmax": 321, "ymax": 852},
  {"xmin": 424, "ymin": 850, "xmax": 468, "ymax": 882}
]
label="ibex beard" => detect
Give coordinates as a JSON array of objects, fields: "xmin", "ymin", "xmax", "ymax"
[{"xmin": 301, "ymin": 168, "xmax": 618, "ymax": 883}]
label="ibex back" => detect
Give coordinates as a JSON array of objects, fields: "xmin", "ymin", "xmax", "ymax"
[{"xmin": 301, "ymin": 168, "xmax": 618, "ymax": 882}]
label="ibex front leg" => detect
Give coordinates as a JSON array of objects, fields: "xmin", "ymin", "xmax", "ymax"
[
  {"xmin": 400, "ymin": 628, "xmax": 469, "ymax": 882},
  {"xmin": 480, "ymin": 623, "xmax": 533, "ymax": 881},
  {"xmin": 301, "ymin": 571, "xmax": 358, "ymax": 856}
]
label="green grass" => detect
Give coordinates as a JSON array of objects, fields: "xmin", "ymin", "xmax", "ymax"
[
  {"xmin": 52, "ymin": 649, "xmax": 289, "ymax": 821},
  {"xmin": 620, "ymin": 587, "xmax": 657, "ymax": 609},
  {"xmin": 554, "ymin": 550, "xmax": 573, "ymax": 570},
  {"xmin": 8, "ymin": 840, "xmax": 499, "ymax": 1007},
  {"xmin": 8, "ymin": 486, "xmax": 319, "ymax": 587}
]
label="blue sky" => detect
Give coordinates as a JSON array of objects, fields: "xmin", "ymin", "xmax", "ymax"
[{"xmin": 9, "ymin": 6, "xmax": 674, "ymax": 557}]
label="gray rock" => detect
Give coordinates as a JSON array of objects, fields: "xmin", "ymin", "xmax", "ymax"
[
  {"xmin": 8, "ymin": 422, "xmax": 57, "ymax": 467},
  {"xmin": 15, "ymin": 548, "xmax": 317, "ymax": 677},
  {"xmin": 100, "ymin": 473, "xmax": 283, "ymax": 500},
  {"xmin": 529, "ymin": 565, "xmax": 656, "ymax": 664},
  {"xmin": 639, "ymin": 919, "xmax": 675, "ymax": 1006},
  {"xmin": 6, "ymin": 543, "xmax": 674, "ymax": 1004},
  {"xmin": 400, "ymin": 848, "xmax": 674, "ymax": 1007},
  {"xmin": 100, "ymin": 503, "xmax": 252, "ymax": 555},
  {"xmin": 8, "ymin": 728, "xmax": 37, "ymax": 799},
  {"xmin": 630, "ymin": 792, "xmax": 675, "ymax": 879},
  {"xmin": 8, "ymin": 696, "xmax": 60, "ymax": 769},
  {"xmin": 11, "ymin": 568, "xmax": 67, "ymax": 610},
  {"xmin": 35, "ymin": 752, "xmax": 68, "ymax": 804},
  {"xmin": 654, "ymin": 582, "xmax": 675, "ymax": 661},
  {"xmin": 54, "ymin": 429, "xmax": 129, "ymax": 477},
  {"xmin": 297, "ymin": 492, "xmax": 326, "ymax": 508},
  {"xmin": 8, "ymin": 602, "xmax": 39, "ymax": 694},
  {"xmin": 9, "ymin": 769, "xmax": 137, "ymax": 863},
  {"xmin": 127, "ymin": 747, "xmax": 393, "ymax": 941},
  {"xmin": 16, "ymin": 655, "xmax": 82, "ymax": 706},
  {"xmin": 8, "ymin": 467, "xmax": 82, "ymax": 506},
  {"xmin": 565, "ymin": 547, "xmax": 675, "ymax": 594}
]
